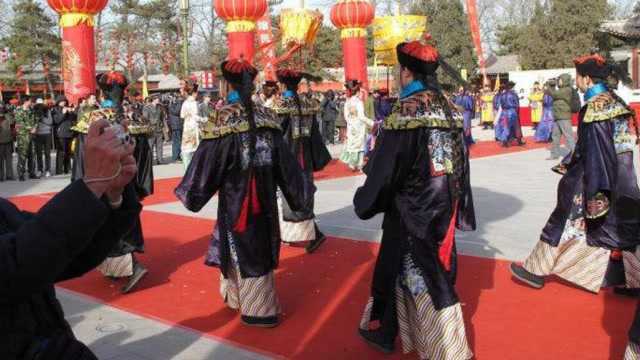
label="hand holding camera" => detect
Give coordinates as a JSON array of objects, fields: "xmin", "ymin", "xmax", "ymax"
[{"xmin": 83, "ymin": 119, "xmax": 137, "ymax": 202}]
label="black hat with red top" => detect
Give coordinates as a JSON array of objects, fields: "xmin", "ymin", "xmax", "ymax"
[
  {"xmin": 96, "ymin": 71, "xmax": 129, "ymax": 105},
  {"xmin": 276, "ymin": 69, "xmax": 303, "ymax": 89},
  {"xmin": 221, "ymin": 58, "xmax": 258, "ymax": 85},
  {"xmin": 396, "ymin": 36, "xmax": 440, "ymax": 76},
  {"xmin": 574, "ymin": 54, "xmax": 610, "ymax": 79}
]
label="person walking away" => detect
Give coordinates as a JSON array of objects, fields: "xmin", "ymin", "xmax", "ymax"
[
  {"xmin": 547, "ymin": 73, "xmax": 577, "ymax": 160},
  {"xmin": 180, "ymin": 80, "xmax": 206, "ymax": 170},
  {"xmin": 51, "ymin": 96, "xmax": 75, "ymax": 175},
  {"xmin": 273, "ymin": 69, "xmax": 331, "ymax": 253},
  {"xmin": 33, "ymin": 99, "xmax": 53, "ymax": 177},
  {"xmin": 320, "ymin": 90, "xmax": 339, "ymax": 144},
  {"xmin": 510, "ymin": 54, "xmax": 640, "ymax": 298},
  {"xmin": 497, "ymin": 82, "xmax": 525, "ymax": 147},
  {"xmin": 355, "ymin": 40, "xmax": 475, "ymax": 359},
  {"xmin": 144, "ymin": 97, "xmax": 166, "ymax": 165},
  {"xmin": 454, "ymin": 86, "xmax": 476, "ymax": 145},
  {"xmin": 0, "ymin": 107, "xmax": 14, "ymax": 181},
  {"xmin": 529, "ymin": 82, "xmax": 544, "ymax": 130},
  {"xmin": 175, "ymin": 59, "xmax": 315, "ymax": 328},
  {"xmin": 14, "ymin": 98, "xmax": 38, "ymax": 181},
  {"xmin": 168, "ymin": 93, "xmax": 184, "ymax": 162},
  {"xmin": 534, "ymin": 84, "xmax": 554, "ymax": 143},
  {"xmin": 340, "ymin": 80, "xmax": 373, "ymax": 171}
]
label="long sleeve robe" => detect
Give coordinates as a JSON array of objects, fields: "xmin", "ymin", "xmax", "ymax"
[
  {"xmin": 175, "ymin": 104, "xmax": 315, "ymax": 278},
  {"xmin": 354, "ymin": 90, "xmax": 475, "ymax": 315},
  {"xmin": 275, "ymin": 96, "xmax": 331, "ymax": 223}
]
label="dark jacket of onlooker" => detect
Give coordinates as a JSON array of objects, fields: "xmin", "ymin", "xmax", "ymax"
[
  {"xmin": 34, "ymin": 104, "xmax": 52, "ymax": 136},
  {"xmin": 0, "ymin": 114, "xmax": 13, "ymax": 144},
  {"xmin": 50, "ymin": 106, "xmax": 76, "ymax": 139},
  {"xmin": 143, "ymin": 103, "xmax": 166, "ymax": 135},
  {"xmin": 167, "ymin": 98, "xmax": 184, "ymax": 131},
  {"xmin": 548, "ymin": 73, "xmax": 573, "ymax": 121},
  {"xmin": 0, "ymin": 182, "xmax": 141, "ymax": 359}
]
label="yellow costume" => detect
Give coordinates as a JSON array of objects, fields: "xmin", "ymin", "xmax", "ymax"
[
  {"xmin": 529, "ymin": 91, "xmax": 544, "ymax": 124},
  {"xmin": 480, "ymin": 93, "xmax": 494, "ymax": 125}
]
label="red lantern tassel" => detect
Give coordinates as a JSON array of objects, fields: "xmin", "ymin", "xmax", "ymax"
[
  {"xmin": 438, "ymin": 204, "xmax": 459, "ymax": 271},
  {"xmin": 233, "ymin": 174, "xmax": 261, "ymax": 234}
]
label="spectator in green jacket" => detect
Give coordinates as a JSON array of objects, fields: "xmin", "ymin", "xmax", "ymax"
[{"xmin": 547, "ymin": 73, "xmax": 576, "ymax": 160}]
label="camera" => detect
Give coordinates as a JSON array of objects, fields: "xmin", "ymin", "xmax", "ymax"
[{"xmin": 110, "ymin": 123, "xmax": 130, "ymax": 144}]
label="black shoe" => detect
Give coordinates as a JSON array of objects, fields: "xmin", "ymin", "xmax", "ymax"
[
  {"xmin": 510, "ymin": 263, "xmax": 545, "ymax": 289},
  {"xmin": 517, "ymin": 139, "xmax": 526, "ymax": 146},
  {"xmin": 614, "ymin": 287, "xmax": 640, "ymax": 298},
  {"xmin": 241, "ymin": 315, "xmax": 279, "ymax": 328},
  {"xmin": 29, "ymin": 174, "xmax": 40, "ymax": 180},
  {"xmin": 121, "ymin": 263, "xmax": 148, "ymax": 294},
  {"xmin": 19, "ymin": 175, "xmax": 25, "ymax": 182},
  {"xmin": 305, "ymin": 233, "xmax": 327, "ymax": 254},
  {"xmin": 358, "ymin": 328, "xmax": 394, "ymax": 354}
]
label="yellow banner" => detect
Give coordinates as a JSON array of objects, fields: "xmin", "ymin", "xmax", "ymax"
[
  {"xmin": 280, "ymin": 9, "xmax": 323, "ymax": 48},
  {"xmin": 371, "ymin": 15, "xmax": 427, "ymax": 66}
]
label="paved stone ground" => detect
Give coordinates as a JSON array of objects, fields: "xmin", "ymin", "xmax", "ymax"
[{"xmin": 4, "ymin": 125, "xmax": 618, "ymax": 360}]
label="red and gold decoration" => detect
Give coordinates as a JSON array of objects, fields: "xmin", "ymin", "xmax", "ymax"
[
  {"xmin": 330, "ymin": 0, "xmax": 374, "ymax": 89},
  {"xmin": 465, "ymin": 0, "xmax": 486, "ymax": 78},
  {"xmin": 47, "ymin": 0, "xmax": 108, "ymax": 105},
  {"xmin": 214, "ymin": 0, "xmax": 268, "ymax": 63}
]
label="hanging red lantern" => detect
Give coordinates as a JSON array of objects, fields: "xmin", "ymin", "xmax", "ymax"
[
  {"xmin": 47, "ymin": 0, "xmax": 109, "ymax": 104},
  {"xmin": 214, "ymin": 0, "xmax": 268, "ymax": 62},
  {"xmin": 330, "ymin": 0, "xmax": 374, "ymax": 89}
]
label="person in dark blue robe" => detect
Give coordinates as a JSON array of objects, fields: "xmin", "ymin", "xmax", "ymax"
[
  {"xmin": 354, "ymin": 40, "xmax": 476, "ymax": 359},
  {"xmin": 497, "ymin": 82, "xmax": 525, "ymax": 147},
  {"xmin": 493, "ymin": 85, "xmax": 504, "ymax": 140},
  {"xmin": 511, "ymin": 54, "xmax": 640, "ymax": 296},
  {"xmin": 175, "ymin": 59, "xmax": 314, "ymax": 328},
  {"xmin": 454, "ymin": 86, "xmax": 475, "ymax": 145},
  {"xmin": 534, "ymin": 91, "xmax": 554, "ymax": 142}
]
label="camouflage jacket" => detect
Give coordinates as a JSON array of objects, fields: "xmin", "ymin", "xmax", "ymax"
[{"xmin": 13, "ymin": 108, "xmax": 37, "ymax": 137}]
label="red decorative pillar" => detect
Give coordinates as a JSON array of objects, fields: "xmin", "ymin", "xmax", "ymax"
[
  {"xmin": 330, "ymin": 0, "xmax": 374, "ymax": 89},
  {"xmin": 47, "ymin": 0, "xmax": 108, "ymax": 105},
  {"xmin": 214, "ymin": 0, "xmax": 268, "ymax": 63}
]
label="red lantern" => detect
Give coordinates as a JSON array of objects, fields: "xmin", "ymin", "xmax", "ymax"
[
  {"xmin": 330, "ymin": 0, "xmax": 374, "ymax": 89},
  {"xmin": 47, "ymin": 0, "xmax": 109, "ymax": 104},
  {"xmin": 214, "ymin": 0, "xmax": 268, "ymax": 63}
]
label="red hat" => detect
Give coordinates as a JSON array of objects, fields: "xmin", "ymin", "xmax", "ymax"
[
  {"xmin": 397, "ymin": 36, "xmax": 440, "ymax": 75},
  {"xmin": 574, "ymin": 54, "xmax": 609, "ymax": 79}
]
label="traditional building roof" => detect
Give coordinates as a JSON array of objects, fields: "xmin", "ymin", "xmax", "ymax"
[
  {"xmin": 485, "ymin": 54, "xmax": 521, "ymax": 75},
  {"xmin": 600, "ymin": 5, "xmax": 640, "ymax": 41}
]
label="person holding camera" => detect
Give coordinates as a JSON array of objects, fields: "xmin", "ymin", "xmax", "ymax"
[
  {"xmin": 50, "ymin": 96, "xmax": 76, "ymax": 175},
  {"xmin": 33, "ymin": 98, "xmax": 53, "ymax": 178},
  {"xmin": 1, "ymin": 117, "xmax": 140, "ymax": 360},
  {"xmin": 72, "ymin": 71, "xmax": 150, "ymax": 293}
]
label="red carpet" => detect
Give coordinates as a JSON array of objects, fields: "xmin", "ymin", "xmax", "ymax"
[
  {"xmin": 3, "ymin": 199, "xmax": 627, "ymax": 360},
  {"xmin": 469, "ymin": 136, "xmax": 549, "ymax": 159}
]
